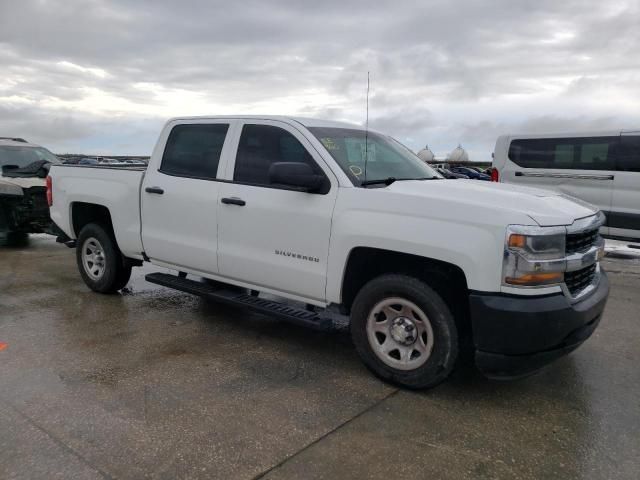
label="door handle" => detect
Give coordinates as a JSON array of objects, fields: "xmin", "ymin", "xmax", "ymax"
[
  {"xmin": 145, "ymin": 186, "xmax": 164, "ymax": 194},
  {"xmin": 221, "ymin": 197, "xmax": 246, "ymax": 206}
]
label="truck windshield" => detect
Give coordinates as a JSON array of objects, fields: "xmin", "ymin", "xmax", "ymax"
[
  {"xmin": 308, "ymin": 127, "xmax": 438, "ymax": 186},
  {"xmin": 0, "ymin": 146, "xmax": 61, "ymax": 168}
]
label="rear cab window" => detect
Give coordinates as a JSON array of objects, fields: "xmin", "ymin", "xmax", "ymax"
[{"xmin": 160, "ymin": 123, "xmax": 229, "ymax": 179}]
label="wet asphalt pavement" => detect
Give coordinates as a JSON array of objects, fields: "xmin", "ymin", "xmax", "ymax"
[{"xmin": 1, "ymin": 236, "xmax": 639, "ymax": 479}]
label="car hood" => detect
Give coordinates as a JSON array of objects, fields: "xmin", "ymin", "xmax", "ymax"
[
  {"xmin": 385, "ymin": 179, "xmax": 598, "ymax": 226},
  {"xmin": 0, "ymin": 175, "xmax": 46, "ymax": 190}
]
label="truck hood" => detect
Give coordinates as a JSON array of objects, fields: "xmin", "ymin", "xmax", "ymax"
[
  {"xmin": 0, "ymin": 175, "xmax": 45, "ymax": 190},
  {"xmin": 386, "ymin": 179, "xmax": 598, "ymax": 226}
]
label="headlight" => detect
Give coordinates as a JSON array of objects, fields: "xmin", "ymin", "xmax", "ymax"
[{"xmin": 503, "ymin": 225, "xmax": 566, "ymax": 287}]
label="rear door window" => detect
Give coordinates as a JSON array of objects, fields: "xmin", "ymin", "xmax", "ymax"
[
  {"xmin": 161, "ymin": 124, "xmax": 229, "ymax": 179},
  {"xmin": 508, "ymin": 137, "xmax": 617, "ymax": 170}
]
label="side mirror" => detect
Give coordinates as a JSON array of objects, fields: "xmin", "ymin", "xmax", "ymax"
[{"xmin": 268, "ymin": 162, "xmax": 325, "ymax": 192}]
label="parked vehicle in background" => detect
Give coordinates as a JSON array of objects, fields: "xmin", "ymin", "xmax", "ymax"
[
  {"xmin": 436, "ymin": 167, "xmax": 468, "ymax": 179},
  {"xmin": 69, "ymin": 156, "xmax": 147, "ymax": 168},
  {"xmin": 485, "ymin": 167, "xmax": 498, "ymax": 181},
  {"xmin": 49, "ymin": 115, "xmax": 609, "ymax": 389},
  {"xmin": 77, "ymin": 157, "xmax": 148, "ymax": 167},
  {"xmin": 0, "ymin": 138, "xmax": 60, "ymax": 240},
  {"xmin": 435, "ymin": 167, "xmax": 453, "ymax": 178},
  {"xmin": 449, "ymin": 166, "xmax": 491, "ymax": 181},
  {"xmin": 78, "ymin": 157, "xmax": 99, "ymax": 165},
  {"xmin": 493, "ymin": 131, "xmax": 640, "ymax": 242}
]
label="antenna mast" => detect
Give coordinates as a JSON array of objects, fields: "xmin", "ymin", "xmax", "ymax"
[{"xmin": 364, "ymin": 71, "xmax": 370, "ymax": 182}]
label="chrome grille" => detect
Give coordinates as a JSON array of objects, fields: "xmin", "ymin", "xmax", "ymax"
[
  {"xmin": 566, "ymin": 228, "xmax": 599, "ymax": 255},
  {"xmin": 565, "ymin": 264, "xmax": 597, "ymax": 296}
]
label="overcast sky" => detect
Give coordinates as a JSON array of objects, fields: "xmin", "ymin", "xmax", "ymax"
[{"xmin": 1, "ymin": 0, "xmax": 639, "ymax": 160}]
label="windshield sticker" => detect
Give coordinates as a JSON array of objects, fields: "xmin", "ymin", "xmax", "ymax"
[
  {"xmin": 349, "ymin": 165, "xmax": 363, "ymax": 177},
  {"xmin": 320, "ymin": 138, "xmax": 339, "ymax": 151}
]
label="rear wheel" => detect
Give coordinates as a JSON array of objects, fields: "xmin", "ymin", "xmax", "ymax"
[
  {"xmin": 350, "ymin": 274, "xmax": 458, "ymax": 389},
  {"xmin": 76, "ymin": 223, "xmax": 131, "ymax": 293}
]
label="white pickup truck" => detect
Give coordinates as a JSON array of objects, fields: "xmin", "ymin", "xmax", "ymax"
[{"xmin": 48, "ymin": 116, "xmax": 610, "ymax": 389}]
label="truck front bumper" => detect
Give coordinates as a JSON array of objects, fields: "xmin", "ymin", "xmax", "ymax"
[
  {"xmin": 469, "ymin": 270, "xmax": 609, "ymax": 379},
  {"xmin": 0, "ymin": 187, "xmax": 53, "ymax": 234}
]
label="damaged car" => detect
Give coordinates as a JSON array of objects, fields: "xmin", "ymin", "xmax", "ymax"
[{"xmin": 0, "ymin": 137, "xmax": 60, "ymax": 241}]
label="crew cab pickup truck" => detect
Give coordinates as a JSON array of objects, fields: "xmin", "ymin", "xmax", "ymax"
[{"xmin": 48, "ymin": 116, "xmax": 610, "ymax": 389}]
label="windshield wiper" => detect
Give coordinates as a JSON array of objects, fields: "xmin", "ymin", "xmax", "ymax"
[
  {"xmin": 360, "ymin": 177, "xmax": 397, "ymax": 187},
  {"xmin": 399, "ymin": 177, "xmax": 441, "ymax": 181},
  {"xmin": 360, "ymin": 176, "xmax": 441, "ymax": 187}
]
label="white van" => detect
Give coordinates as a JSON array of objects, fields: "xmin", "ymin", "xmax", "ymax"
[{"xmin": 492, "ymin": 131, "xmax": 640, "ymax": 242}]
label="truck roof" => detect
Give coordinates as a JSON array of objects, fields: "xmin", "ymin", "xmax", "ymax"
[{"xmin": 166, "ymin": 115, "xmax": 361, "ymax": 130}]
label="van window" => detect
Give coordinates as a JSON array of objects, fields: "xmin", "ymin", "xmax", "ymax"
[
  {"xmin": 508, "ymin": 137, "xmax": 617, "ymax": 170},
  {"xmin": 555, "ymin": 145, "xmax": 574, "ymax": 167},
  {"xmin": 234, "ymin": 124, "xmax": 328, "ymax": 192},
  {"xmin": 618, "ymin": 136, "xmax": 640, "ymax": 172},
  {"xmin": 161, "ymin": 124, "xmax": 229, "ymax": 179}
]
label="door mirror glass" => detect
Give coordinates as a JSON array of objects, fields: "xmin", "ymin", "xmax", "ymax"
[{"xmin": 268, "ymin": 162, "xmax": 324, "ymax": 192}]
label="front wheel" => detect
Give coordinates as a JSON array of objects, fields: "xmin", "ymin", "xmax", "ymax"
[
  {"xmin": 350, "ymin": 274, "xmax": 458, "ymax": 389},
  {"xmin": 76, "ymin": 223, "xmax": 131, "ymax": 293}
]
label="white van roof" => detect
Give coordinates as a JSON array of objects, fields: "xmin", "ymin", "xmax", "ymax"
[{"xmin": 500, "ymin": 129, "xmax": 640, "ymax": 140}]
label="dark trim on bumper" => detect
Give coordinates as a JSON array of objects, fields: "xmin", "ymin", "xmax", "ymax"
[{"xmin": 469, "ymin": 271, "xmax": 609, "ymax": 379}]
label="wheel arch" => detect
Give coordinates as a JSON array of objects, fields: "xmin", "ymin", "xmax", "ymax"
[
  {"xmin": 71, "ymin": 202, "xmax": 115, "ymax": 239},
  {"xmin": 340, "ymin": 247, "xmax": 471, "ymax": 338}
]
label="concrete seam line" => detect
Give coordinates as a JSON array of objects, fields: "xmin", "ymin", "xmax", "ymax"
[
  {"xmin": 2, "ymin": 398, "xmax": 115, "ymax": 480},
  {"xmin": 251, "ymin": 388, "xmax": 400, "ymax": 480}
]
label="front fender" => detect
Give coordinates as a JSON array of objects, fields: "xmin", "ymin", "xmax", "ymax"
[{"xmin": 326, "ymin": 210, "xmax": 507, "ymax": 304}]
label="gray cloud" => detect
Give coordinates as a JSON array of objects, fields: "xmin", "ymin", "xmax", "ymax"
[{"xmin": 0, "ymin": 0, "xmax": 639, "ymax": 157}]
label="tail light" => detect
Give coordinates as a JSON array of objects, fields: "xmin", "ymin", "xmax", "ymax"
[
  {"xmin": 490, "ymin": 168, "xmax": 499, "ymax": 182},
  {"xmin": 46, "ymin": 176, "xmax": 53, "ymax": 206}
]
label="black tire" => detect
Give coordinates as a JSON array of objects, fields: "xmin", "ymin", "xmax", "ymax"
[
  {"xmin": 113, "ymin": 263, "xmax": 133, "ymax": 291},
  {"xmin": 76, "ymin": 223, "xmax": 130, "ymax": 293},
  {"xmin": 350, "ymin": 274, "xmax": 458, "ymax": 389}
]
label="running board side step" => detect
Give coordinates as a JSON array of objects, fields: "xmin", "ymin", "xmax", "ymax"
[{"xmin": 145, "ymin": 272, "xmax": 340, "ymax": 331}]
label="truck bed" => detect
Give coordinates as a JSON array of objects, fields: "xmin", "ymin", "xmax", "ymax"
[{"xmin": 48, "ymin": 164, "xmax": 146, "ymax": 259}]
